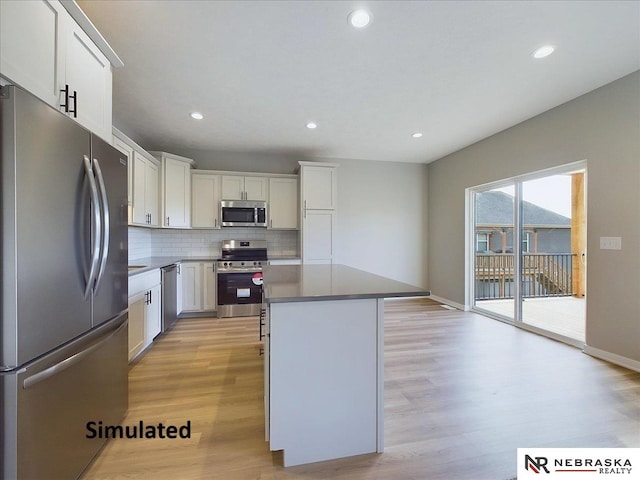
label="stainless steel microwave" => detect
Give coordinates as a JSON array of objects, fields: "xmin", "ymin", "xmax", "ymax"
[{"xmin": 220, "ymin": 200, "xmax": 268, "ymax": 227}]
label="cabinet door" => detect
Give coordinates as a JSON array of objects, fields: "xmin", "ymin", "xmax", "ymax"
[
  {"xmin": 221, "ymin": 175, "xmax": 244, "ymax": 200},
  {"xmin": 302, "ymin": 210, "xmax": 334, "ymax": 264},
  {"xmin": 145, "ymin": 284, "xmax": 161, "ymax": 344},
  {"xmin": 303, "ymin": 166, "xmax": 336, "ymax": 210},
  {"xmin": 132, "ymin": 153, "xmax": 148, "ymax": 225},
  {"xmin": 269, "ymin": 177, "xmax": 298, "ymax": 229},
  {"xmin": 181, "ymin": 262, "xmax": 202, "ymax": 311},
  {"xmin": 192, "ymin": 174, "xmax": 220, "ymax": 228},
  {"xmin": 245, "ymin": 176, "xmax": 268, "ymax": 201},
  {"xmin": 128, "ymin": 293, "xmax": 146, "ymax": 361},
  {"xmin": 146, "ymin": 160, "xmax": 159, "ymax": 227},
  {"xmin": 112, "ymin": 136, "xmax": 134, "ymax": 207},
  {"xmin": 63, "ymin": 18, "xmax": 113, "ymax": 141},
  {"xmin": 176, "ymin": 263, "xmax": 183, "ymax": 314},
  {"xmin": 164, "ymin": 158, "xmax": 191, "ymax": 228},
  {"xmin": 0, "ymin": 0, "xmax": 64, "ymax": 108},
  {"xmin": 203, "ymin": 263, "xmax": 217, "ymax": 311}
]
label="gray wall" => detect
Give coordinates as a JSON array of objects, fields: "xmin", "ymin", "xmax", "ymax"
[
  {"xmin": 333, "ymin": 158, "xmax": 429, "ymax": 288},
  {"xmin": 427, "ymin": 71, "xmax": 640, "ymax": 363}
]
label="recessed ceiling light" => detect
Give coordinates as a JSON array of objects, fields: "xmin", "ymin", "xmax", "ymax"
[
  {"xmin": 306, "ymin": 122, "xmax": 317, "ymax": 129},
  {"xmin": 412, "ymin": 132, "xmax": 423, "ymax": 138},
  {"xmin": 190, "ymin": 112, "xmax": 204, "ymax": 120},
  {"xmin": 532, "ymin": 45, "xmax": 555, "ymax": 59},
  {"xmin": 348, "ymin": 9, "xmax": 371, "ymax": 28}
]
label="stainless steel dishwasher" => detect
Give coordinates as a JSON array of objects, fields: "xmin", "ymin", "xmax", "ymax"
[{"xmin": 161, "ymin": 264, "xmax": 178, "ymax": 332}]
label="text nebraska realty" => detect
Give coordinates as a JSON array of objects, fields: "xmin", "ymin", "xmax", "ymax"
[{"xmin": 86, "ymin": 420, "xmax": 191, "ymax": 439}]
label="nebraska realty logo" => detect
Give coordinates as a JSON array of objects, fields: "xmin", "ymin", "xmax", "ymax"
[{"xmin": 517, "ymin": 449, "xmax": 640, "ymax": 478}]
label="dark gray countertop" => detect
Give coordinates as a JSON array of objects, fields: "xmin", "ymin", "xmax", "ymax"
[
  {"xmin": 128, "ymin": 254, "xmax": 301, "ymax": 276},
  {"xmin": 128, "ymin": 256, "xmax": 217, "ymax": 276},
  {"xmin": 263, "ymin": 264, "xmax": 429, "ymax": 303}
]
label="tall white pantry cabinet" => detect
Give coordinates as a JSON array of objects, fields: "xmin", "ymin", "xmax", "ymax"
[{"xmin": 299, "ymin": 161, "xmax": 338, "ymax": 264}]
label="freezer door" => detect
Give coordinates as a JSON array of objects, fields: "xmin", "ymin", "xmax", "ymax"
[
  {"xmin": 1, "ymin": 86, "xmax": 92, "ymax": 369},
  {"xmin": 90, "ymin": 134, "xmax": 128, "ymax": 326},
  {"xmin": 3, "ymin": 313, "xmax": 128, "ymax": 480}
]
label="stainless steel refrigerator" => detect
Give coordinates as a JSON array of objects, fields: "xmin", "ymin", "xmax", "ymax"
[{"xmin": 1, "ymin": 85, "xmax": 128, "ymax": 479}]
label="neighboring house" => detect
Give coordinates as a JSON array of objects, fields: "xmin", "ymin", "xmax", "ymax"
[
  {"xmin": 475, "ymin": 191, "xmax": 571, "ymax": 254},
  {"xmin": 475, "ymin": 191, "xmax": 573, "ymax": 299}
]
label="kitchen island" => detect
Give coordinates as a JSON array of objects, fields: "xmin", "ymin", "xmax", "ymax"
[{"xmin": 262, "ymin": 264, "xmax": 429, "ymax": 467}]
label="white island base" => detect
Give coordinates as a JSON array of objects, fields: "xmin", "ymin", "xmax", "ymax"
[{"xmin": 266, "ymin": 297, "xmax": 385, "ymax": 467}]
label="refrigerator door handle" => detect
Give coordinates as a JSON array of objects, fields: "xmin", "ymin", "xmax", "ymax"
[
  {"xmin": 93, "ymin": 158, "xmax": 110, "ymax": 291},
  {"xmin": 83, "ymin": 156, "xmax": 101, "ymax": 299},
  {"xmin": 22, "ymin": 319, "xmax": 128, "ymax": 389}
]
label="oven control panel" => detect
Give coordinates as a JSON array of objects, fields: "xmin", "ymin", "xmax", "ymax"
[{"xmin": 217, "ymin": 260, "xmax": 264, "ymax": 272}]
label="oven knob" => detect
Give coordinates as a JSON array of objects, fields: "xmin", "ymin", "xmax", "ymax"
[{"xmin": 241, "ymin": 261, "xmax": 245, "ymax": 266}]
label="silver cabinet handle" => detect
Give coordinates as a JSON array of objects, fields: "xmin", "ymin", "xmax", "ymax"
[
  {"xmin": 93, "ymin": 159, "xmax": 110, "ymax": 291},
  {"xmin": 83, "ymin": 156, "xmax": 101, "ymax": 299},
  {"xmin": 166, "ymin": 216, "xmax": 170, "ymax": 226},
  {"xmin": 304, "ymin": 200, "xmax": 307, "ymax": 219},
  {"xmin": 23, "ymin": 319, "xmax": 127, "ymax": 389}
]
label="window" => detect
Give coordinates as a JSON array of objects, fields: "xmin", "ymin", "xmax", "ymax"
[{"xmin": 476, "ymin": 232, "xmax": 490, "ymax": 252}]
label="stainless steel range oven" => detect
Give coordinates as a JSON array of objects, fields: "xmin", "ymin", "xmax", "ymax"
[{"xmin": 217, "ymin": 240, "xmax": 267, "ymax": 317}]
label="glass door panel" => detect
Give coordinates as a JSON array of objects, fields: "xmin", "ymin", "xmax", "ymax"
[
  {"xmin": 473, "ymin": 185, "xmax": 515, "ymax": 320},
  {"xmin": 520, "ymin": 174, "xmax": 585, "ymax": 342}
]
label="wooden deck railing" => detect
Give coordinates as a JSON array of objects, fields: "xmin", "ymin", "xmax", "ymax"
[{"xmin": 475, "ymin": 253, "xmax": 576, "ymax": 300}]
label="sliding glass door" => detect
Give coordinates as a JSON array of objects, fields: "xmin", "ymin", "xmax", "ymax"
[
  {"xmin": 473, "ymin": 184, "xmax": 515, "ymax": 320},
  {"xmin": 470, "ymin": 163, "xmax": 586, "ymax": 345}
]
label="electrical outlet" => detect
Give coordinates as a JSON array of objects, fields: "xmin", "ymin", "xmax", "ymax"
[{"xmin": 599, "ymin": 237, "xmax": 622, "ymax": 250}]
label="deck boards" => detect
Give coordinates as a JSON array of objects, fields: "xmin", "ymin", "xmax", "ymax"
[{"xmin": 81, "ymin": 298, "xmax": 639, "ymax": 480}]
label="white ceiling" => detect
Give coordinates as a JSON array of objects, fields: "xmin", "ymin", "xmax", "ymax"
[{"xmin": 78, "ymin": 0, "xmax": 640, "ymax": 164}]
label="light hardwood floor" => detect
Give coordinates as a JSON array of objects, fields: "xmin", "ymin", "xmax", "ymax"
[{"xmin": 82, "ymin": 298, "xmax": 640, "ymax": 480}]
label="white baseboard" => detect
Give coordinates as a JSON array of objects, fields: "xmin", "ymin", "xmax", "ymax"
[
  {"xmin": 583, "ymin": 345, "xmax": 640, "ymax": 372},
  {"xmin": 428, "ymin": 294, "xmax": 468, "ymax": 311}
]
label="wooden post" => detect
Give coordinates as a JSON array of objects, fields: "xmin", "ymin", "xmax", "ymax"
[{"xmin": 571, "ymin": 173, "xmax": 586, "ymax": 297}]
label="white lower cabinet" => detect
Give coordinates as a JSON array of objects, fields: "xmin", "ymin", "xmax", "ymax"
[
  {"xmin": 128, "ymin": 293, "xmax": 146, "ymax": 361},
  {"xmin": 181, "ymin": 261, "xmax": 216, "ymax": 313},
  {"xmin": 128, "ymin": 269, "xmax": 161, "ymax": 362}
]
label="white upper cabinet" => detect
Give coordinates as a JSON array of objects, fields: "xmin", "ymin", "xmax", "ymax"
[
  {"xmin": 63, "ymin": 20, "xmax": 112, "ymax": 140},
  {"xmin": 111, "ymin": 133, "xmax": 134, "ymax": 207},
  {"xmin": 301, "ymin": 164, "xmax": 337, "ymax": 210},
  {"xmin": 151, "ymin": 152, "xmax": 195, "ymax": 229},
  {"xmin": 0, "ymin": 0, "xmax": 122, "ymax": 141},
  {"xmin": 192, "ymin": 172, "xmax": 221, "ymax": 229},
  {"xmin": 221, "ymin": 175, "xmax": 268, "ymax": 201},
  {"xmin": 0, "ymin": 0, "xmax": 63, "ymax": 108},
  {"xmin": 132, "ymin": 151, "xmax": 160, "ymax": 227},
  {"xmin": 268, "ymin": 177, "xmax": 298, "ymax": 230},
  {"xmin": 245, "ymin": 176, "xmax": 269, "ymax": 201}
]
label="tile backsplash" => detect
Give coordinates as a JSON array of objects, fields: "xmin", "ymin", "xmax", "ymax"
[{"xmin": 128, "ymin": 226, "xmax": 298, "ymax": 261}]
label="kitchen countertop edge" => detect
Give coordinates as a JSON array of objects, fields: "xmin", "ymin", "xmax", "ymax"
[
  {"xmin": 128, "ymin": 256, "xmax": 216, "ymax": 276},
  {"xmin": 263, "ymin": 264, "xmax": 430, "ymax": 304}
]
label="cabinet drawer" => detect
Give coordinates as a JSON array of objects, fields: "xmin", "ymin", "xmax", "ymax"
[{"xmin": 129, "ymin": 269, "xmax": 161, "ymax": 296}]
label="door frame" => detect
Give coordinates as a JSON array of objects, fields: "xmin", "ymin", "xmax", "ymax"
[{"xmin": 465, "ymin": 160, "xmax": 587, "ymax": 348}]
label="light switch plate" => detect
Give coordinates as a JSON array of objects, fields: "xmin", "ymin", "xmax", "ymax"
[{"xmin": 600, "ymin": 237, "xmax": 622, "ymax": 250}]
